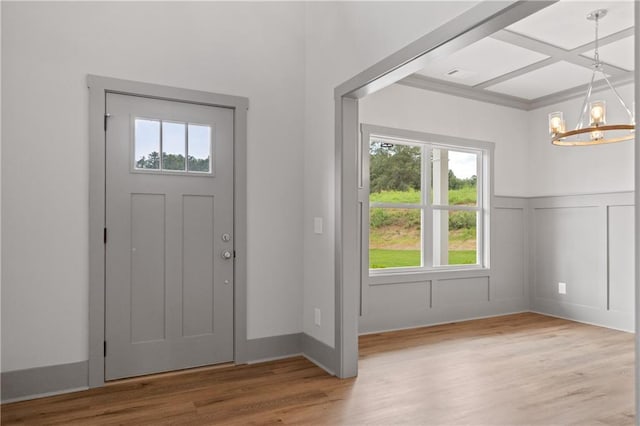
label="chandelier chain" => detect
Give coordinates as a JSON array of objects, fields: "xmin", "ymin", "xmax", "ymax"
[{"xmin": 593, "ymin": 13, "xmax": 600, "ymax": 67}]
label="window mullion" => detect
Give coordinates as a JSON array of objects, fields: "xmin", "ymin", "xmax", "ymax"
[
  {"xmin": 431, "ymin": 205, "xmax": 480, "ymax": 212},
  {"xmin": 185, "ymin": 122, "xmax": 189, "ymax": 172},
  {"xmin": 423, "ymin": 145, "xmax": 433, "ymax": 269},
  {"xmin": 159, "ymin": 120, "xmax": 164, "ymax": 170},
  {"xmin": 478, "ymin": 151, "xmax": 484, "ymax": 267},
  {"xmin": 370, "ymin": 202, "xmax": 423, "ymax": 209}
]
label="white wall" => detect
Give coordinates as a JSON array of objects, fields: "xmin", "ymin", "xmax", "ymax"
[
  {"xmin": 1, "ymin": 2, "xmax": 305, "ymax": 372},
  {"xmin": 526, "ymin": 84, "xmax": 635, "ymax": 196},
  {"xmin": 5, "ymin": 0, "xmax": 627, "ymax": 374},
  {"xmin": 359, "ymin": 84, "xmax": 530, "ymax": 196},
  {"xmin": 302, "ymin": 1, "xmax": 479, "ymax": 347}
]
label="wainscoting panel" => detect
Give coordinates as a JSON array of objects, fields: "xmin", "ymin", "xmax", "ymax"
[
  {"xmin": 359, "ymin": 193, "xmax": 634, "ymax": 334},
  {"xmin": 359, "ymin": 281, "xmax": 431, "ymax": 332},
  {"xmin": 532, "ymin": 206, "xmax": 605, "ymax": 308},
  {"xmin": 359, "ymin": 196, "xmax": 529, "ymax": 334},
  {"xmin": 491, "ymin": 206, "xmax": 526, "ymax": 301},
  {"xmin": 432, "ymin": 277, "xmax": 489, "ymax": 306},
  {"xmin": 529, "ymin": 192, "xmax": 634, "ymax": 332},
  {"xmin": 607, "ymin": 205, "xmax": 634, "ymax": 314}
]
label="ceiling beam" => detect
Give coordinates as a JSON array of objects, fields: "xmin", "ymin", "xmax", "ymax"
[
  {"xmin": 398, "ymin": 70, "xmax": 634, "ymax": 112},
  {"xmin": 570, "ymin": 26, "xmax": 634, "ymax": 55},
  {"xmin": 395, "ymin": 9, "xmax": 634, "ymax": 112},
  {"xmin": 473, "ymin": 56, "xmax": 560, "ymax": 90},
  {"xmin": 398, "ymin": 74, "xmax": 530, "ymax": 110},
  {"xmin": 475, "ymin": 28, "xmax": 630, "ymax": 89}
]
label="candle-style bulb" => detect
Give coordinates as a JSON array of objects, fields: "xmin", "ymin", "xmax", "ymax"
[
  {"xmin": 548, "ymin": 112, "xmax": 565, "ymax": 136},
  {"xmin": 589, "ymin": 101, "xmax": 606, "ymax": 126}
]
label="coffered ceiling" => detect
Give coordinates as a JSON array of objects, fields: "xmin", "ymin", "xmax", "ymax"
[{"xmin": 400, "ymin": 0, "xmax": 635, "ymax": 110}]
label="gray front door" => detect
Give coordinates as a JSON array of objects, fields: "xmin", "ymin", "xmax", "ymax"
[{"xmin": 105, "ymin": 93, "xmax": 234, "ymax": 380}]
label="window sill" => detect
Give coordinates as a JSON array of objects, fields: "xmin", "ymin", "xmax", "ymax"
[{"xmin": 368, "ymin": 267, "xmax": 491, "ymax": 286}]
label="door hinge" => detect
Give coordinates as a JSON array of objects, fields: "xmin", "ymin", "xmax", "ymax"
[
  {"xmin": 104, "ymin": 113, "xmax": 111, "ymax": 131},
  {"xmin": 103, "ymin": 341, "xmax": 107, "ymax": 357},
  {"xmin": 234, "ymin": 250, "xmax": 236, "ymax": 258},
  {"xmin": 103, "ymin": 228, "xmax": 107, "ymax": 244}
]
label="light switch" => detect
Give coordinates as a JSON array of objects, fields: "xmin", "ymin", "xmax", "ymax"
[
  {"xmin": 558, "ymin": 282, "xmax": 567, "ymax": 295},
  {"xmin": 314, "ymin": 217, "xmax": 323, "ymax": 234}
]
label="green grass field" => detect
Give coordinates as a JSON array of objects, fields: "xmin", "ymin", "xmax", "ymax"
[
  {"xmin": 370, "ymin": 249, "xmax": 477, "ymax": 269},
  {"xmin": 369, "ymin": 186, "xmax": 477, "ymax": 205},
  {"xmin": 368, "ymin": 187, "xmax": 478, "ymax": 269}
]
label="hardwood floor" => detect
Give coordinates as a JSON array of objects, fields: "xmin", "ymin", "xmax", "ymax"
[{"xmin": 2, "ymin": 313, "xmax": 634, "ymax": 425}]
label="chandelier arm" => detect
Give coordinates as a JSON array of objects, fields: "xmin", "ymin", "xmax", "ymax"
[
  {"xmin": 599, "ymin": 71, "xmax": 634, "ymax": 119},
  {"xmin": 575, "ymin": 71, "xmax": 596, "ymax": 130}
]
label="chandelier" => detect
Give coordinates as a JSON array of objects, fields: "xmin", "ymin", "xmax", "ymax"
[{"xmin": 548, "ymin": 9, "xmax": 635, "ymax": 146}]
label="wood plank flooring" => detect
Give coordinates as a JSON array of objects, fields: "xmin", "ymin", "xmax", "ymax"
[{"xmin": 1, "ymin": 313, "xmax": 634, "ymax": 425}]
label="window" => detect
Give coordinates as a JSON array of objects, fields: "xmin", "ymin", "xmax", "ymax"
[
  {"xmin": 363, "ymin": 126, "xmax": 491, "ymax": 273},
  {"xmin": 134, "ymin": 118, "xmax": 212, "ymax": 174}
]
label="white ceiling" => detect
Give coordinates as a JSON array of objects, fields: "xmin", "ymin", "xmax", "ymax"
[
  {"xmin": 407, "ymin": 0, "xmax": 634, "ymax": 110},
  {"xmin": 416, "ymin": 38, "xmax": 549, "ymax": 86},
  {"xmin": 582, "ymin": 35, "xmax": 634, "ymax": 71},
  {"xmin": 505, "ymin": 0, "xmax": 634, "ymax": 50},
  {"xmin": 486, "ymin": 61, "xmax": 602, "ymax": 100}
]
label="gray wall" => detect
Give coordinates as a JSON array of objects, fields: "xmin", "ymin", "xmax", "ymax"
[
  {"xmin": 360, "ymin": 193, "xmax": 635, "ymax": 334},
  {"xmin": 360, "ymin": 196, "xmax": 530, "ymax": 333},
  {"xmin": 529, "ymin": 192, "xmax": 634, "ymax": 332}
]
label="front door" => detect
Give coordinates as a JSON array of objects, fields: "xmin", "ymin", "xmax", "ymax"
[{"xmin": 105, "ymin": 93, "xmax": 234, "ymax": 380}]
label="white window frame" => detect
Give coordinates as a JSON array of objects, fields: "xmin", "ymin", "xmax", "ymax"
[
  {"xmin": 360, "ymin": 124, "xmax": 494, "ymax": 277},
  {"xmin": 131, "ymin": 116, "xmax": 215, "ymax": 176}
]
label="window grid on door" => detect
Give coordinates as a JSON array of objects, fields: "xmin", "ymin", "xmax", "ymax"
[{"xmin": 133, "ymin": 117, "xmax": 213, "ymax": 175}]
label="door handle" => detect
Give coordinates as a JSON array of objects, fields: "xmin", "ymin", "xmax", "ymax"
[{"xmin": 221, "ymin": 250, "xmax": 233, "ymax": 260}]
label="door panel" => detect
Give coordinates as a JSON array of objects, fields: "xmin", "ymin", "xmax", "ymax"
[
  {"xmin": 105, "ymin": 93, "xmax": 234, "ymax": 380},
  {"xmin": 130, "ymin": 193, "xmax": 166, "ymax": 343},
  {"xmin": 182, "ymin": 195, "xmax": 215, "ymax": 337}
]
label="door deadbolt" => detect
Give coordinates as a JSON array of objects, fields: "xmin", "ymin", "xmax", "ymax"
[{"xmin": 222, "ymin": 233, "xmax": 231, "ymax": 242}]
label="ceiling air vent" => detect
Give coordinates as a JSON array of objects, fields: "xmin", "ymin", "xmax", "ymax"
[{"xmin": 445, "ymin": 68, "xmax": 476, "ymax": 79}]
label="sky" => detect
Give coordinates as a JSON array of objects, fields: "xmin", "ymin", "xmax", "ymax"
[{"xmin": 448, "ymin": 150, "xmax": 477, "ymax": 179}]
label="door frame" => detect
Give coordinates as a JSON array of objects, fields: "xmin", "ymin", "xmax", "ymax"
[
  {"xmin": 87, "ymin": 75, "xmax": 249, "ymax": 387},
  {"xmin": 332, "ymin": 1, "xmax": 558, "ymax": 378}
]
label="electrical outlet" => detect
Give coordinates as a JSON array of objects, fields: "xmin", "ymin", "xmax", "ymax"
[
  {"xmin": 558, "ymin": 282, "xmax": 567, "ymax": 295},
  {"xmin": 314, "ymin": 308, "xmax": 321, "ymax": 326}
]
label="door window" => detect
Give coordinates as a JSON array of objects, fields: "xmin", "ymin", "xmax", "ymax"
[{"xmin": 134, "ymin": 118, "xmax": 213, "ymax": 175}]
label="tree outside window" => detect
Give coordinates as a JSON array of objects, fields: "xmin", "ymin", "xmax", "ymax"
[{"xmin": 366, "ymin": 134, "xmax": 486, "ymax": 271}]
